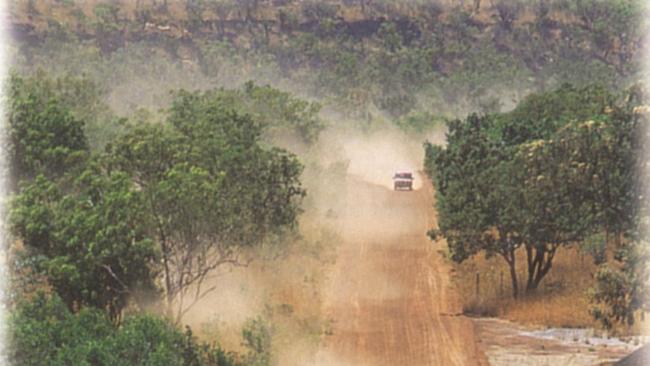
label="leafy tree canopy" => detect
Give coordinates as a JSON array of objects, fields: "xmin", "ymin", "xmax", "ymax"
[
  {"xmin": 9, "ymin": 292, "xmax": 239, "ymax": 366},
  {"xmin": 169, "ymin": 82, "xmax": 324, "ymax": 144},
  {"xmin": 10, "ymin": 161, "xmax": 157, "ymax": 322},
  {"xmin": 426, "ymin": 84, "xmax": 643, "ymax": 302},
  {"xmin": 494, "ymin": 83, "xmax": 616, "ymax": 144},
  {"xmin": 8, "ymin": 72, "xmax": 88, "ymax": 182},
  {"xmin": 106, "ymin": 89, "xmax": 305, "ymax": 322}
]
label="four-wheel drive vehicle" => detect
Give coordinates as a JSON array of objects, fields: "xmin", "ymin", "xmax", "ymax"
[{"xmin": 393, "ymin": 172, "xmax": 414, "ymax": 191}]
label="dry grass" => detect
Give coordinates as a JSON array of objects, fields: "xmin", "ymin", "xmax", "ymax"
[{"xmin": 450, "ymin": 245, "xmax": 600, "ymax": 329}]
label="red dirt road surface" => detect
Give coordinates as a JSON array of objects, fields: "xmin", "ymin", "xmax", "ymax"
[{"xmin": 315, "ymin": 175, "xmax": 487, "ymax": 366}]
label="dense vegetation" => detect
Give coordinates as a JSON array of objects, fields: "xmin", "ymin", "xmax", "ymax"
[
  {"xmin": 6, "ymin": 0, "xmax": 648, "ymax": 362},
  {"xmin": 7, "ymin": 71, "xmax": 311, "ymax": 365},
  {"xmin": 425, "ymin": 84, "xmax": 649, "ymax": 329},
  {"xmin": 9, "ymin": 293, "xmax": 239, "ymax": 366},
  {"xmin": 10, "ymin": 0, "xmax": 644, "ymax": 121}
]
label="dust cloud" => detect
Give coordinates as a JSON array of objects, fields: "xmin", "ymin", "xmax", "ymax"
[
  {"xmin": 14, "ymin": 24, "xmax": 452, "ymax": 359},
  {"xmin": 308, "ymin": 124, "xmax": 482, "ymax": 365},
  {"xmin": 177, "ymin": 122, "xmax": 446, "ymax": 364},
  {"xmin": 306, "ymin": 121, "xmax": 446, "ymax": 187}
]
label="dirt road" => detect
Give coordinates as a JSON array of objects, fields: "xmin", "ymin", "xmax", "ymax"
[{"xmin": 315, "ymin": 174, "xmax": 486, "ymax": 366}]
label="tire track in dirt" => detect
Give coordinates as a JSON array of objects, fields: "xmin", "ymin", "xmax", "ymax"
[{"xmin": 315, "ymin": 174, "xmax": 487, "ymax": 366}]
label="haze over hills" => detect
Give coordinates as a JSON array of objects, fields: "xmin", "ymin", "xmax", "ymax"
[{"xmin": 9, "ymin": 0, "xmax": 644, "ymax": 119}]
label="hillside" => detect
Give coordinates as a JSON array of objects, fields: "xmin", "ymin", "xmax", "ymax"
[{"xmin": 9, "ymin": 0, "xmax": 644, "ymax": 119}]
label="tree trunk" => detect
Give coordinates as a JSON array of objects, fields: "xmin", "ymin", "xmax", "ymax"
[
  {"xmin": 525, "ymin": 244, "xmax": 535, "ymax": 290},
  {"xmin": 525, "ymin": 244, "xmax": 558, "ymax": 292},
  {"xmin": 502, "ymin": 249, "xmax": 518, "ymax": 299},
  {"xmin": 158, "ymin": 226, "xmax": 174, "ymax": 319},
  {"xmin": 509, "ymin": 258, "xmax": 518, "ymax": 299}
]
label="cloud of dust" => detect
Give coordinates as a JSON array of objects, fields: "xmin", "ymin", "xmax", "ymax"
[
  {"xmin": 180, "ymin": 267, "xmax": 270, "ymax": 351},
  {"xmin": 175, "ymin": 121, "xmax": 444, "ymax": 364},
  {"xmin": 103, "ymin": 57, "xmax": 309, "ymax": 117},
  {"xmin": 311, "ymin": 122, "xmax": 445, "ymax": 191},
  {"xmin": 34, "ymin": 35, "xmax": 449, "ymax": 361},
  {"xmin": 302, "ymin": 123, "xmax": 444, "ymax": 365},
  {"xmin": 11, "ymin": 16, "xmax": 455, "ymax": 361}
]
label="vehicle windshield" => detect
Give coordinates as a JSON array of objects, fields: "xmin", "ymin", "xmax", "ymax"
[{"xmin": 394, "ymin": 173, "xmax": 413, "ymax": 179}]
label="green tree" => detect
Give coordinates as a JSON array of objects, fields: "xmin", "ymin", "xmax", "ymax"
[
  {"xmin": 9, "ymin": 292, "xmax": 239, "ymax": 366},
  {"xmin": 494, "ymin": 83, "xmax": 615, "ymax": 145},
  {"xmin": 588, "ymin": 89, "xmax": 648, "ymax": 329},
  {"xmin": 10, "ymin": 162, "xmax": 157, "ymax": 322},
  {"xmin": 240, "ymin": 81, "xmax": 324, "ymax": 144},
  {"xmin": 8, "ymin": 73, "xmax": 88, "ymax": 184},
  {"xmin": 9, "ymin": 292, "xmax": 114, "ymax": 365},
  {"xmin": 426, "ymin": 114, "xmax": 526, "ymax": 298},
  {"xmin": 107, "ymin": 90, "xmax": 305, "ymax": 323},
  {"xmin": 427, "ymin": 85, "xmax": 640, "ymax": 297},
  {"xmin": 516, "ymin": 136, "xmax": 594, "ymax": 291},
  {"xmin": 590, "ymin": 242, "xmax": 648, "ymax": 330},
  {"xmin": 9, "ymin": 70, "xmax": 120, "ymax": 151}
]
